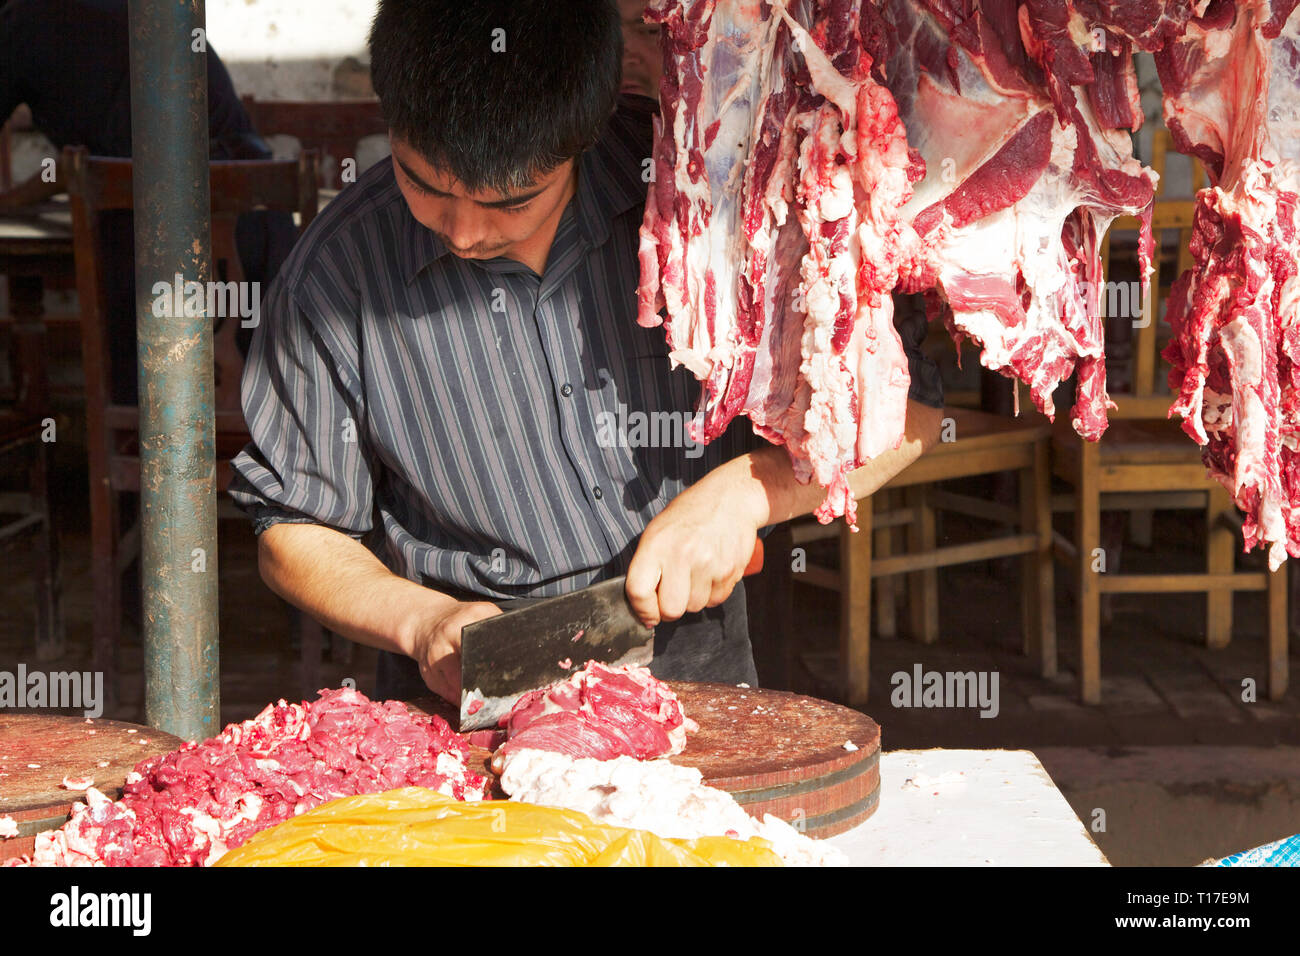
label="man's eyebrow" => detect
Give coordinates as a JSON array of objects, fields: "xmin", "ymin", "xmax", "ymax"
[{"xmin": 395, "ymin": 157, "xmax": 546, "ymax": 207}]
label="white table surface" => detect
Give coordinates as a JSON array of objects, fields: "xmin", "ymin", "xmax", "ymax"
[{"xmin": 825, "ymin": 749, "xmax": 1109, "ymax": 866}]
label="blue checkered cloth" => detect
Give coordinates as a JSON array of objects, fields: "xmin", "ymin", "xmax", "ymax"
[{"xmin": 1204, "ymin": 834, "xmax": 1300, "ymax": 867}]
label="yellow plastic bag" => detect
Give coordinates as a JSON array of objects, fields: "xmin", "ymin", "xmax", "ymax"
[{"xmin": 215, "ymin": 788, "xmax": 783, "ymax": 867}]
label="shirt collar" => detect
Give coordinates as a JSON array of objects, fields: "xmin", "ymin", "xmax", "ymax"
[
  {"xmin": 399, "ymin": 200, "xmax": 448, "ymax": 285},
  {"xmin": 399, "ymin": 111, "xmax": 647, "ymax": 285}
]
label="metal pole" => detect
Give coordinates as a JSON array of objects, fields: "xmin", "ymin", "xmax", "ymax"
[{"xmin": 128, "ymin": 0, "xmax": 219, "ymax": 740}]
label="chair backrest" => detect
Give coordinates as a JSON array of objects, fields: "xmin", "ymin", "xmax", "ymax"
[
  {"xmin": 1100, "ymin": 128, "xmax": 1205, "ymax": 420},
  {"xmin": 241, "ymin": 96, "xmax": 387, "ymax": 189},
  {"xmin": 63, "ymin": 144, "xmax": 318, "ymax": 488}
]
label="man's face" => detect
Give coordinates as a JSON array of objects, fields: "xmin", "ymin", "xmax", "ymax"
[
  {"xmin": 390, "ymin": 137, "xmax": 576, "ymax": 261},
  {"xmin": 619, "ymin": 0, "xmax": 662, "ymax": 100}
]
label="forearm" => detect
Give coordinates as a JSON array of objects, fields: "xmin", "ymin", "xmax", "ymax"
[
  {"xmin": 627, "ymin": 400, "xmax": 943, "ymax": 623},
  {"xmin": 719, "ymin": 399, "xmax": 945, "ymax": 527},
  {"xmin": 257, "ymin": 522, "xmax": 457, "ymax": 659}
]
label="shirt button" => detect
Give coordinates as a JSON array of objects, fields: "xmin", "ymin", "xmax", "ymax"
[
  {"xmin": 560, "ymin": 383, "xmax": 573, "ymax": 397},
  {"xmin": 592, "ymin": 486, "xmax": 603, "ymax": 500}
]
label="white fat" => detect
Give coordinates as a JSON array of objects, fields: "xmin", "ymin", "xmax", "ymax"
[
  {"xmin": 435, "ymin": 751, "xmax": 466, "ymax": 779},
  {"xmin": 179, "ymin": 807, "xmax": 228, "ymax": 866},
  {"xmin": 669, "ymin": 348, "xmax": 713, "ymax": 378},
  {"xmin": 498, "ymin": 749, "xmax": 846, "ymax": 867},
  {"xmin": 1219, "ymin": 314, "xmax": 1264, "ymax": 388},
  {"xmin": 818, "ymin": 166, "xmax": 855, "ymax": 222}
]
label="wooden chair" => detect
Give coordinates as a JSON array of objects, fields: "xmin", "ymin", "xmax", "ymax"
[
  {"xmin": 1052, "ymin": 132, "xmax": 1287, "ymax": 704},
  {"xmin": 63, "ymin": 145, "xmax": 330, "ymax": 703},
  {"xmin": 794, "ymin": 406, "xmax": 1056, "ymax": 709},
  {"xmin": 240, "ymin": 97, "xmax": 386, "ymax": 190}
]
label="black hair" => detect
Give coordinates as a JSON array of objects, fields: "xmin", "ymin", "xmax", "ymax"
[{"xmin": 369, "ymin": 0, "xmax": 622, "ymax": 193}]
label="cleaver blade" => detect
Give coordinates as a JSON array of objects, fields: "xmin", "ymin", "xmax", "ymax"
[{"xmin": 458, "ymin": 576, "xmax": 653, "ymax": 731}]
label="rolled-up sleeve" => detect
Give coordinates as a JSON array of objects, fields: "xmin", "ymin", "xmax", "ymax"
[{"xmin": 227, "ymin": 273, "xmax": 374, "ymax": 539}]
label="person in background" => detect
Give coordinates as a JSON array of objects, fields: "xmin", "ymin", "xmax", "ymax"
[
  {"xmin": 0, "ymin": 0, "xmax": 296, "ymax": 406},
  {"xmin": 619, "ymin": 0, "xmax": 663, "ymax": 100}
]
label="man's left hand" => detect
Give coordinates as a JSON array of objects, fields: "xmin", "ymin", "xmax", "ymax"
[{"xmin": 626, "ymin": 466, "xmax": 767, "ymax": 627}]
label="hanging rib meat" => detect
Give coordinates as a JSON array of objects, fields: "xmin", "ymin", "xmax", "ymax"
[
  {"xmin": 1150, "ymin": 0, "xmax": 1300, "ymax": 569},
  {"xmin": 638, "ymin": 0, "xmax": 930, "ymax": 525},
  {"xmin": 885, "ymin": 0, "xmax": 1157, "ymax": 442},
  {"xmin": 637, "ymin": 0, "xmax": 1157, "ymax": 525}
]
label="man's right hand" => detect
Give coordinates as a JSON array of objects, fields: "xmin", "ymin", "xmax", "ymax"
[
  {"xmin": 407, "ymin": 600, "xmax": 503, "ymax": 704},
  {"xmin": 257, "ymin": 523, "xmax": 506, "ymax": 705}
]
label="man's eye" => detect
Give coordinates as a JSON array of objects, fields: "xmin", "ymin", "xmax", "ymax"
[{"xmin": 501, "ymin": 202, "xmax": 531, "ymax": 214}]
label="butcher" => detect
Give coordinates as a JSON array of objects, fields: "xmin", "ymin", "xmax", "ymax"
[{"xmin": 228, "ymin": 0, "xmax": 944, "ymax": 705}]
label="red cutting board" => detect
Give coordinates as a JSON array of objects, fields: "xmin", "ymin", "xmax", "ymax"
[
  {"xmin": 0, "ymin": 714, "xmax": 186, "ymax": 861},
  {"xmin": 412, "ymin": 682, "xmax": 880, "ymax": 839}
]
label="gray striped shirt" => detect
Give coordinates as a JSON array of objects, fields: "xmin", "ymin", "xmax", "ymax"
[{"xmin": 228, "ymin": 98, "xmax": 942, "ymax": 601}]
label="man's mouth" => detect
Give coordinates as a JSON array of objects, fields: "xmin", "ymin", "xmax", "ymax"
[{"xmin": 436, "ymin": 235, "xmax": 503, "ymax": 258}]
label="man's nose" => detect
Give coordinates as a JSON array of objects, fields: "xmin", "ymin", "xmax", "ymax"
[{"xmin": 441, "ymin": 208, "xmax": 484, "ymax": 251}]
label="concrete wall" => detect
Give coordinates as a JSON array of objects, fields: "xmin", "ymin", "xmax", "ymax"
[{"xmin": 207, "ymin": 0, "xmax": 379, "ymax": 101}]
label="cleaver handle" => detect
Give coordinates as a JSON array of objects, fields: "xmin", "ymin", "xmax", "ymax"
[{"xmin": 744, "ymin": 538, "xmax": 764, "ymax": 577}]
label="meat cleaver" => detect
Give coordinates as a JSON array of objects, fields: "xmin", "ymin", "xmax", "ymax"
[{"xmin": 458, "ymin": 539, "xmax": 764, "ymax": 731}]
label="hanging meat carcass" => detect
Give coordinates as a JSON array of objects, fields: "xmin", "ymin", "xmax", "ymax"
[
  {"xmin": 1151, "ymin": 0, "xmax": 1300, "ymax": 569},
  {"xmin": 636, "ymin": 0, "xmax": 1158, "ymax": 526}
]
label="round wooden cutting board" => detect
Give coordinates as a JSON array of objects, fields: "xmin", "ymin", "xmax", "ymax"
[
  {"xmin": 413, "ymin": 682, "xmax": 880, "ymax": 840},
  {"xmin": 667, "ymin": 683, "xmax": 880, "ymax": 839},
  {"xmin": 0, "ymin": 715, "xmax": 185, "ymax": 861}
]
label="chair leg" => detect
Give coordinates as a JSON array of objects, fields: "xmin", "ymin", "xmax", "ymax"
[
  {"xmin": 1206, "ymin": 484, "xmax": 1234, "ymax": 650},
  {"xmin": 1100, "ymin": 511, "xmax": 1125, "ymax": 627},
  {"xmin": 1021, "ymin": 441, "xmax": 1056, "ymax": 677},
  {"xmin": 841, "ymin": 507, "xmax": 872, "ymax": 709},
  {"xmin": 30, "ymin": 440, "xmax": 65, "ymax": 661},
  {"xmin": 905, "ymin": 485, "xmax": 939, "ymax": 644},
  {"xmin": 874, "ymin": 492, "xmax": 897, "ymax": 640},
  {"xmin": 1290, "ymin": 560, "xmax": 1300, "ymax": 637},
  {"xmin": 89, "ymin": 474, "xmax": 121, "ymax": 708},
  {"xmin": 1268, "ymin": 564, "xmax": 1288, "ymax": 700},
  {"xmin": 1078, "ymin": 440, "xmax": 1102, "ymax": 704}
]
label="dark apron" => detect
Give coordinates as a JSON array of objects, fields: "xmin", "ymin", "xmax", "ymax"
[{"xmin": 375, "ymin": 579, "xmax": 759, "ymax": 701}]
